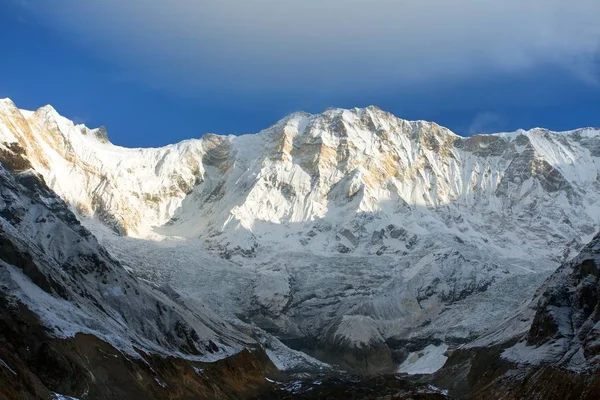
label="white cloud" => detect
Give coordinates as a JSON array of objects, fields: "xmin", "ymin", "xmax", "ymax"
[
  {"xmin": 468, "ymin": 112, "xmax": 505, "ymax": 135},
  {"xmin": 24, "ymin": 0, "xmax": 600, "ymax": 94}
]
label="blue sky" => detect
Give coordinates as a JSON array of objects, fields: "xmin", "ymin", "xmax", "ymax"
[{"xmin": 1, "ymin": 1, "xmax": 599, "ymax": 147}]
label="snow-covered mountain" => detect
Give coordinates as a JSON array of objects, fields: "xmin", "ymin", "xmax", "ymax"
[{"xmin": 2, "ymin": 97, "xmax": 600, "ymax": 372}]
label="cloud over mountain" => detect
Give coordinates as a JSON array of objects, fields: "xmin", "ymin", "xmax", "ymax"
[{"xmin": 24, "ymin": 0, "xmax": 600, "ymax": 93}]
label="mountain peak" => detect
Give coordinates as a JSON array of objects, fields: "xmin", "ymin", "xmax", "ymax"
[
  {"xmin": 33, "ymin": 103, "xmax": 60, "ymax": 119},
  {"xmin": 0, "ymin": 97, "xmax": 17, "ymax": 109}
]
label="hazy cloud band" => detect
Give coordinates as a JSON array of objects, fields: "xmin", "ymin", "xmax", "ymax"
[{"xmin": 21, "ymin": 0, "xmax": 600, "ymax": 93}]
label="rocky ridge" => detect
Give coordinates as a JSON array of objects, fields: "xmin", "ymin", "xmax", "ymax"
[{"xmin": 435, "ymin": 232, "xmax": 600, "ymax": 399}]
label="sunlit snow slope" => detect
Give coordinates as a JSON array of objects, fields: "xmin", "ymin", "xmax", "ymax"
[{"xmin": 2, "ymin": 97, "xmax": 600, "ymax": 371}]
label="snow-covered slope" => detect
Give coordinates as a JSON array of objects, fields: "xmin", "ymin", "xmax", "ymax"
[
  {"xmin": 0, "ymin": 161, "xmax": 249, "ymax": 361},
  {"xmin": 2, "ymin": 97, "xmax": 600, "ymax": 371}
]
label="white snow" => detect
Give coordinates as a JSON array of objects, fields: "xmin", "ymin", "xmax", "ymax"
[
  {"xmin": 502, "ymin": 340, "xmax": 568, "ymax": 367},
  {"xmin": 0, "ymin": 359, "xmax": 17, "ymax": 376},
  {"xmin": 54, "ymin": 394, "xmax": 80, "ymax": 400},
  {"xmin": 397, "ymin": 344, "xmax": 449, "ymax": 375},
  {"xmin": 154, "ymin": 377, "xmax": 168, "ymax": 388},
  {"xmin": 257, "ymin": 330, "xmax": 331, "ymax": 372}
]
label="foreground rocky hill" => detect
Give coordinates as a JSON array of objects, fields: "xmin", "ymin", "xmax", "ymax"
[{"xmin": 2, "ymin": 97, "xmax": 600, "ymax": 374}]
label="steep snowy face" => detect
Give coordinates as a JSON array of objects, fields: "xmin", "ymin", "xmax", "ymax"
[
  {"xmin": 2, "ymin": 97, "xmax": 600, "ymax": 371},
  {"xmin": 195, "ymin": 109, "xmax": 598, "ymax": 263}
]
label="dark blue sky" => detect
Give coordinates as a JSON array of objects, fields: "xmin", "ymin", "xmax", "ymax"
[{"xmin": 1, "ymin": 1, "xmax": 599, "ymax": 148}]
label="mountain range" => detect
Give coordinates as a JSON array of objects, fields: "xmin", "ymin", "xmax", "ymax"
[{"xmin": 1, "ymin": 97, "xmax": 600, "ymax": 398}]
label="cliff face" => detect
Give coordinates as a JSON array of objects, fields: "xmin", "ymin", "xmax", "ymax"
[{"xmin": 3, "ymin": 98, "xmax": 598, "ymax": 253}]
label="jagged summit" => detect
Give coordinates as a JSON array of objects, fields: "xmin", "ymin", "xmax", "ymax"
[{"xmin": 2, "ymin": 96, "xmax": 599, "ymax": 256}]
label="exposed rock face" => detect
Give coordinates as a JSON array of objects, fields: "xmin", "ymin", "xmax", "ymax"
[{"xmin": 2, "ymin": 97, "xmax": 600, "ymax": 372}]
